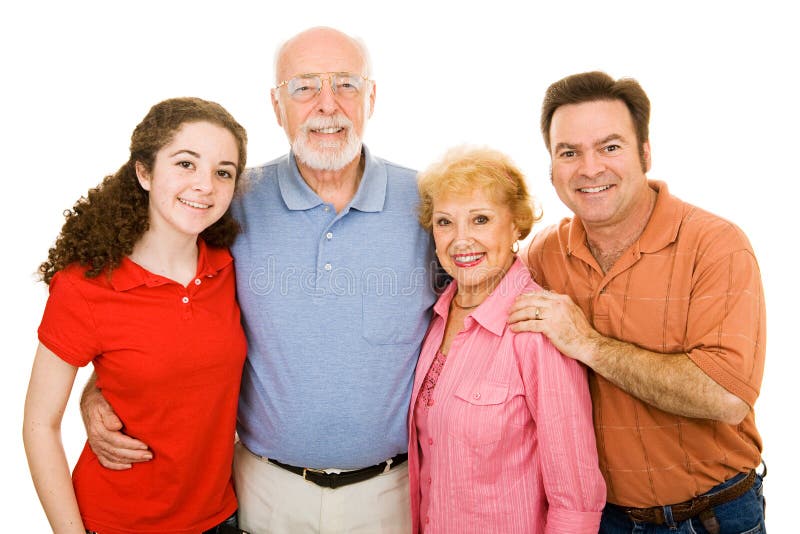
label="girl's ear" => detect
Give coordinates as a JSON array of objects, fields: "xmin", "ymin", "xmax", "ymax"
[{"xmin": 135, "ymin": 161, "xmax": 151, "ymax": 191}]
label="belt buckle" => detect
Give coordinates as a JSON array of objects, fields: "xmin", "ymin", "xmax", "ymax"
[{"xmin": 302, "ymin": 466, "xmax": 327, "ymax": 481}]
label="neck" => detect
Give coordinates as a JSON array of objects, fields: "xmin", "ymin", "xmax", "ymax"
[
  {"xmin": 129, "ymin": 226, "xmax": 199, "ymax": 286},
  {"xmin": 453, "ymin": 260, "xmax": 513, "ymax": 309},
  {"xmin": 585, "ymin": 186, "xmax": 657, "ymax": 272},
  {"xmin": 296, "ymin": 153, "xmax": 364, "ymax": 213},
  {"xmin": 451, "ymin": 298, "xmax": 480, "ymax": 310}
]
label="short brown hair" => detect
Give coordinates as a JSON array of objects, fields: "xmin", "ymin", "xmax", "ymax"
[
  {"xmin": 541, "ymin": 71, "xmax": 650, "ymax": 169},
  {"xmin": 417, "ymin": 146, "xmax": 540, "ymax": 240},
  {"xmin": 39, "ymin": 97, "xmax": 248, "ymax": 284}
]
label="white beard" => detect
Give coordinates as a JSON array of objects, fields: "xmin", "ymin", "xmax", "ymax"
[{"xmin": 291, "ymin": 114, "xmax": 363, "ymax": 171}]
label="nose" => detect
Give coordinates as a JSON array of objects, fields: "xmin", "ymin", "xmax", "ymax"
[
  {"xmin": 453, "ymin": 222, "xmax": 474, "ymax": 246},
  {"xmin": 192, "ymin": 168, "xmax": 214, "ymax": 192},
  {"xmin": 315, "ymin": 77, "xmax": 339, "ymax": 113},
  {"xmin": 579, "ymin": 151, "xmax": 606, "ymax": 178}
]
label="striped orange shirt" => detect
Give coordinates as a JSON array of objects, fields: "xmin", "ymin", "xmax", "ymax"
[{"xmin": 526, "ymin": 180, "xmax": 765, "ymax": 507}]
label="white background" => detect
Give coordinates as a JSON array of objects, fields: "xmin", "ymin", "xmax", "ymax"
[{"xmin": 1, "ymin": 0, "xmax": 796, "ymax": 530}]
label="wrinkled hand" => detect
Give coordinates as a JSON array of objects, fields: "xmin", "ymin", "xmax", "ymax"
[
  {"xmin": 508, "ymin": 288, "xmax": 601, "ymax": 364},
  {"xmin": 80, "ymin": 377, "xmax": 152, "ymax": 470}
]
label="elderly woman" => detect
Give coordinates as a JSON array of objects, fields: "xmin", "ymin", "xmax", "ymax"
[{"xmin": 408, "ymin": 146, "xmax": 605, "ymax": 533}]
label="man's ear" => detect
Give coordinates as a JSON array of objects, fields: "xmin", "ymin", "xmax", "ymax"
[
  {"xmin": 135, "ymin": 161, "xmax": 151, "ymax": 191},
  {"xmin": 271, "ymin": 89, "xmax": 284, "ymax": 128},
  {"xmin": 367, "ymin": 80, "xmax": 376, "ymax": 118},
  {"xmin": 642, "ymin": 141, "xmax": 652, "ymax": 173}
]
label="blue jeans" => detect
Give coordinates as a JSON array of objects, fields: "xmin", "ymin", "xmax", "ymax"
[
  {"xmin": 600, "ymin": 472, "xmax": 766, "ymax": 533},
  {"xmin": 202, "ymin": 511, "xmax": 241, "ymax": 533}
]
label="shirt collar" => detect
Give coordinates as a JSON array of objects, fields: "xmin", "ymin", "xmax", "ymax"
[
  {"xmin": 566, "ymin": 180, "xmax": 682, "ymax": 256},
  {"xmin": 110, "ymin": 239, "xmax": 233, "ymax": 292},
  {"xmin": 634, "ymin": 180, "xmax": 682, "ymax": 253},
  {"xmin": 433, "ymin": 257, "xmax": 532, "ymax": 337},
  {"xmin": 277, "ymin": 144, "xmax": 387, "ymax": 213}
]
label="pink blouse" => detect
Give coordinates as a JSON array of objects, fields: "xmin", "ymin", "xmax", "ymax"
[{"xmin": 408, "ymin": 259, "xmax": 605, "ymax": 533}]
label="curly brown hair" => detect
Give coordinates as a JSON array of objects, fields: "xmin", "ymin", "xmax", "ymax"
[{"xmin": 39, "ymin": 97, "xmax": 248, "ymax": 284}]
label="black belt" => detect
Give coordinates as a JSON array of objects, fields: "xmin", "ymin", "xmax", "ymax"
[{"xmin": 268, "ymin": 453, "xmax": 408, "ymax": 489}]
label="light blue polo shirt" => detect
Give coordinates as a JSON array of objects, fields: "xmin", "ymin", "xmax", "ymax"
[{"xmin": 231, "ymin": 146, "xmax": 437, "ymax": 469}]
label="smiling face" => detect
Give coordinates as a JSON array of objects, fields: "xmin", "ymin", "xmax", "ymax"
[
  {"xmin": 431, "ymin": 188, "xmax": 519, "ymax": 301},
  {"xmin": 271, "ymin": 28, "xmax": 375, "ymax": 172},
  {"xmin": 136, "ymin": 121, "xmax": 239, "ymax": 241},
  {"xmin": 549, "ymin": 99, "xmax": 652, "ymax": 233}
]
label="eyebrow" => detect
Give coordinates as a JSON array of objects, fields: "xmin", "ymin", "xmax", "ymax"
[
  {"xmin": 432, "ymin": 208, "xmax": 497, "ymax": 215},
  {"xmin": 170, "ymin": 149, "xmax": 237, "ymax": 167},
  {"xmin": 554, "ymin": 134, "xmax": 628, "ymax": 152},
  {"xmin": 596, "ymin": 134, "xmax": 626, "ymax": 146},
  {"xmin": 554, "ymin": 142, "xmax": 578, "ymax": 152},
  {"xmin": 170, "ymin": 149, "xmax": 200, "ymax": 158}
]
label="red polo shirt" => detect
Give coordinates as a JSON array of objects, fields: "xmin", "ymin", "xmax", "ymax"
[{"xmin": 38, "ymin": 240, "xmax": 246, "ymax": 533}]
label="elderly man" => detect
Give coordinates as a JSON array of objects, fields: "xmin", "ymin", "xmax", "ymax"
[
  {"xmin": 82, "ymin": 27, "xmax": 436, "ymax": 533},
  {"xmin": 510, "ymin": 71, "xmax": 766, "ymax": 533}
]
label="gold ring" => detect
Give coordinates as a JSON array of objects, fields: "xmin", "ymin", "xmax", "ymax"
[{"xmin": 534, "ymin": 307, "xmax": 541, "ymax": 320}]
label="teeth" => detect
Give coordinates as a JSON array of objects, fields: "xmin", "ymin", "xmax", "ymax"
[
  {"xmin": 314, "ymin": 127, "xmax": 342, "ymax": 134},
  {"xmin": 179, "ymin": 198, "xmax": 210, "ymax": 209},
  {"xmin": 456, "ymin": 254, "xmax": 483, "ymax": 263},
  {"xmin": 580, "ymin": 185, "xmax": 612, "ymax": 193}
]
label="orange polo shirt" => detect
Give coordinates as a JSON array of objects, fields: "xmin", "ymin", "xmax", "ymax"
[{"xmin": 526, "ymin": 181, "xmax": 764, "ymax": 507}]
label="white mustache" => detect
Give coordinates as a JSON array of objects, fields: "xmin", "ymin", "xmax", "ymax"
[{"xmin": 301, "ymin": 114, "xmax": 353, "ymax": 132}]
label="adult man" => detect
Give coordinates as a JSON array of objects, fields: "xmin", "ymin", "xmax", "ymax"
[
  {"xmin": 82, "ymin": 27, "xmax": 436, "ymax": 533},
  {"xmin": 509, "ymin": 71, "xmax": 766, "ymax": 533}
]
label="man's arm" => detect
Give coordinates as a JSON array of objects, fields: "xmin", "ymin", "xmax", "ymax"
[
  {"xmin": 508, "ymin": 290, "xmax": 750, "ymax": 425},
  {"xmin": 80, "ymin": 372, "xmax": 153, "ymax": 469}
]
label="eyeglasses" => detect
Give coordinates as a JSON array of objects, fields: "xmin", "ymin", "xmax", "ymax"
[{"xmin": 275, "ymin": 72, "xmax": 371, "ymax": 103}]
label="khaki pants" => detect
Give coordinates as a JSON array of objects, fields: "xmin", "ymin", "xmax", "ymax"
[{"xmin": 233, "ymin": 442, "xmax": 412, "ymax": 534}]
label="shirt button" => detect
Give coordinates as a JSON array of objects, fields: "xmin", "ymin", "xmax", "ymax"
[
  {"xmin": 473, "ymin": 392, "xmax": 481, "ymax": 400},
  {"xmin": 194, "ymin": 278, "xmax": 201, "ymax": 285},
  {"xmin": 326, "ymin": 232, "xmax": 333, "ymax": 240},
  {"xmin": 428, "ymin": 438, "xmax": 433, "ymax": 445},
  {"xmin": 425, "ymin": 517, "xmax": 430, "ymax": 524},
  {"xmin": 427, "ymin": 477, "xmax": 432, "ymax": 484},
  {"xmin": 323, "ymin": 206, "xmax": 330, "ymax": 212},
  {"xmin": 324, "ymin": 263, "xmax": 332, "ymax": 271},
  {"xmin": 181, "ymin": 296, "xmax": 189, "ymax": 304}
]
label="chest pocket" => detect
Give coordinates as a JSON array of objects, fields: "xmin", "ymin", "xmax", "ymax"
[
  {"xmin": 448, "ymin": 380, "xmax": 509, "ymax": 446},
  {"xmin": 362, "ymin": 293, "xmax": 427, "ymax": 345}
]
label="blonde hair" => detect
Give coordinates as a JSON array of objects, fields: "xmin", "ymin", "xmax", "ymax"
[{"xmin": 417, "ymin": 146, "xmax": 541, "ymax": 239}]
